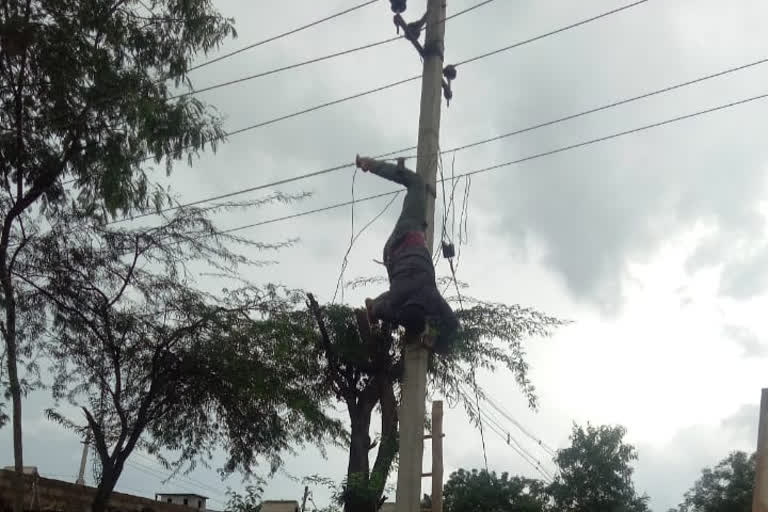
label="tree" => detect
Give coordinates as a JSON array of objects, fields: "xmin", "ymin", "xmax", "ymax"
[
  {"xmin": 25, "ymin": 203, "xmax": 342, "ymax": 512},
  {"xmin": 0, "ymin": 347, "xmax": 7, "ymax": 428},
  {"xmin": 1, "ymin": 1, "xmax": 235, "ymax": 509},
  {"xmin": 225, "ymin": 482, "xmax": 266, "ymax": 512},
  {"xmin": 442, "ymin": 468, "xmax": 548, "ymax": 512},
  {"xmin": 671, "ymin": 451, "xmax": 755, "ymax": 512},
  {"xmin": 295, "ymin": 293, "xmax": 566, "ymax": 512},
  {"xmin": 547, "ymin": 423, "xmax": 650, "ymax": 512}
]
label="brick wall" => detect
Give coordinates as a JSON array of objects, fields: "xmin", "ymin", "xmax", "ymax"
[{"xmin": 0, "ymin": 470, "xmax": 196, "ymax": 512}]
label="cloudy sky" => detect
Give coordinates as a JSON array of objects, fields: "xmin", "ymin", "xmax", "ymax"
[{"xmin": 7, "ymin": 0, "xmax": 768, "ymax": 510}]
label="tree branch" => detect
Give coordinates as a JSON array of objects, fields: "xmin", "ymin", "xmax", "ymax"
[{"xmin": 108, "ymin": 235, "xmax": 141, "ymax": 307}]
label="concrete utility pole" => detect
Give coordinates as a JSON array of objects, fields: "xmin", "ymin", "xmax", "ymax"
[
  {"xmin": 753, "ymin": 388, "xmax": 768, "ymax": 512},
  {"xmin": 431, "ymin": 401, "xmax": 444, "ymax": 512},
  {"xmin": 300, "ymin": 486, "xmax": 310, "ymax": 512},
  {"xmin": 76, "ymin": 432, "xmax": 91, "ymax": 486},
  {"xmin": 395, "ymin": 0, "xmax": 446, "ymax": 510}
]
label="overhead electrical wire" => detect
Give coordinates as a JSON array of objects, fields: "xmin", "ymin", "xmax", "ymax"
[
  {"xmin": 21, "ymin": 0, "xmax": 384, "ymax": 144},
  {"xmin": 481, "ymin": 394, "xmax": 557, "ymax": 456},
  {"xmin": 172, "ymin": 0, "xmax": 504, "ymax": 100},
  {"xmin": 171, "ymin": 36, "xmax": 402, "ymax": 100},
  {"xmin": 480, "ymin": 411, "xmax": 555, "ymax": 482},
  {"xmin": 131, "ymin": 452, "xmax": 226, "ymax": 497},
  {"xmin": 49, "ymin": 0, "xmax": 499, "ymax": 149},
  {"xmin": 124, "ymin": 461, "xmax": 227, "ymax": 505},
  {"xmin": 111, "ymin": 55, "xmax": 768, "ymax": 225},
  {"xmin": 55, "ymin": 0, "xmax": 644, "ymax": 188},
  {"xmin": 36, "ymin": 89, "xmax": 767, "ymax": 255},
  {"xmin": 176, "ymin": 90, "xmax": 768, "ymax": 240},
  {"xmin": 187, "ymin": 0, "xmax": 380, "ymax": 73},
  {"xmin": 118, "ymin": 0, "xmax": 649, "ymax": 174},
  {"xmin": 454, "ymin": 0, "xmax": 648, "ymax": 67},
  {"xmin": 457, "ymin": 386, "xmax": 553, "ymax": 482}
]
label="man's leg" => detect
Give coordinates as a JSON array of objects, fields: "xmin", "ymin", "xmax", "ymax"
[{"xmin": 357, "ymin": 156, "xmax": 428, "ymax": 237}]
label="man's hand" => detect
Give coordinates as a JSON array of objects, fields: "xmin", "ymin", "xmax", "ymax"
[{"xmin": 356, "ymin": 154, "xmax": 375, "ymax": 172}]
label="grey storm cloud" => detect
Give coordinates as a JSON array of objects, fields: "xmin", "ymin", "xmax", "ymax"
[
  {"xmin": 150, "ymin": 0, "xmax": 768, "ymax": 308},
  {"xmin": 474, "ymin": 0, "xmax": 768, "ymax": 307}
]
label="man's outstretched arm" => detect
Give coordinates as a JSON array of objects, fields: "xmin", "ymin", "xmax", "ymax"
[{"xmin": 356, "ymin": 155, "xmax": 418, "ymax": 187}]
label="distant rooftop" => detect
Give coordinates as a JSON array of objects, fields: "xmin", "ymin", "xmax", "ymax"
[{"xmin": 155, "ymin": 493, "xmax": 209, "ymax": 499}]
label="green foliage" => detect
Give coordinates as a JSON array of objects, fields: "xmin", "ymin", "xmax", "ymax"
[
  {"xmin": 431, "ymin": 297, "xmax": 568, "ymax": 412},
  {"xmin": 289, "ymin": 293, "xmax": 566, "ymax": 512},
  {"xmin": 27, "ymin": 202, "xmax": 340, "ymax": 511},
  {"xmin": 225, "ymin": 483, "xmax": 265, "ymax": 512},
  {"xmin": 443, "ymin": 468, "xmax": 548, "ymax": 512},
  {"xmin": 547, "ymin": 423, "xmax": 650, "ymax": 512},
  {"xmin": 0, "ymin": 0, "xmax": 235, "ymax": 218},
  {"xmin": 671, "ymin": 451, "xmax": 755, "ymax": 512},
  {"xmin": 1, "ymin": 3, "xmax": 237, "ymax": 509}
]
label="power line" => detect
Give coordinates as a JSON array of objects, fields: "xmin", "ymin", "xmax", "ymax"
[
  {"xmin": 404, "ymin": 56, "xmax": 768, "ymax": 160},
  {"xmin": 125, "ymin": 460, "xmax": 227, "ymax": 503},
  {"xmin": 131, "ymin": 452, "xmax": 225, "ymax": 497},
  {"xmin": 332, "ymin": 176, "xmax": 402, "ymax": 304},
  {"xmin": 444, "ymin": 0, "xmax": 499, "ymax": 21},
  {"xmin": 172, "ymin": 36, "xmax": 402, "ymax": 100},
  {"xmin": 17, "ymin": 2, "xmax": 380, "ymax": 144},
  {"xmin": 454, "ymin": 0, "xmax": 648, "ymax": 67},
  {"xmin": 469, "ymin": 394, "xmax": 555, "ymax": 481},
  {"xmin": 479, "ymin": 409, "xmax": 554, "ymax": 482},
  {"xmin": 134, "ymin": 0, "xmax": 648, "ymax": 168},
  {"xmin": 173, "ymin": 0, "xmax": 503, "ymax": 100},
  {"xmin": 115, "ymin": 56, "xmax": 768, "ymax": 224},
  {"xmin": 481, "ymin": 395, "xmax": 556, "ymax": 456},
  {"xmin": 59, "ymin": 0, "xmax": 644, "ymax": 191},
  {"xmin": 52, "ymin": 89, "xmax": 768, "ymax": 254},
  {"xmin": 142, "ymin": 75, "xmax": 422, "ymax": 165},
  {"xmin": 187, "ymin": 0, "xmax": 380, "ymax": 73},
  {"xmin": 471, "ymin": 371, "xmax": 489, "ymax": 472},
  {"xmin": 197, "ymin": 90, "xmax": 768, "ymax": 238},
  {"xmin": 457, "ymin": 386, "xmax": 553, "ymax": 482}
]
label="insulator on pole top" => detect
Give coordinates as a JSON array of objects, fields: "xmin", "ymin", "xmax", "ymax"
[{"xmin": 390, "ymin": 0, "xmax": 407, "ymax": 14}]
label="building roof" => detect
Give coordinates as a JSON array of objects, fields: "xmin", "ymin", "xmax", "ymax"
[
  {"xmin": 2, "ymin": 466, "xmax": 39, "ymax": 475},
  {"xmin": 155, "ymin": 493, "xmax": 209, "ymax": 499}
]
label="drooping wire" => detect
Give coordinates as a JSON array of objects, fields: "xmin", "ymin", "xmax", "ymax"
[
  {"xmin": 471, "ymin": 368, "xmax": 489, "ymax": 471},
  {"xmin": 332, "ymin": 167, "xmax": 357, "ymax": 304},
  {"xmin": 436, "ymin": 149, "xmax": 486, "ymax": 470},
  {"xmin": 332, "ymin": 172, "xmax": 402, "ymax": 304},
  {"xmin": 436, "ymin": 149, "xmax": 553, "ymax": 478}
]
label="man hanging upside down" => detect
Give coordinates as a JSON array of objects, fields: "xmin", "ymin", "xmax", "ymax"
[{"xmin": 355, "ymin": 154, "xmax": 459, "ymax": 354}]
